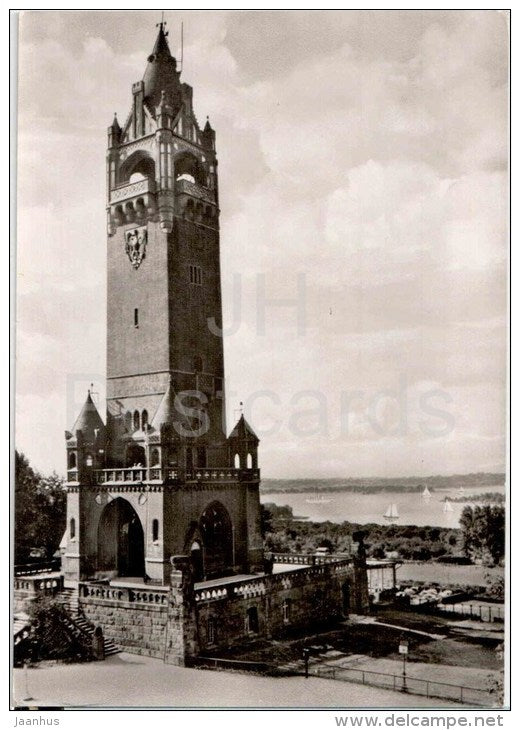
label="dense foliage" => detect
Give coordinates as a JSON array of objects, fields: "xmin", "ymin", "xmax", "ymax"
[
  {"xmin": 15, "ymin": 451, "xmax": 66, "ymax": 563},
  {"xmin": 459, "ymin": 505, "xmax": 505, "ymax": 565},
  {"xmin": 262, "ymin": 503, "xmax": 459, "ymax": 560}
]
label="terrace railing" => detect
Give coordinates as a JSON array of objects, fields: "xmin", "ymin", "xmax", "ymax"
[
  {"xmin": 15, "ymin": 560, "xmax": 61, "ymax": 576},
  {"xmin": 271, "ymin": 551, "xmax": 352, "ymax": 565},
  {"xmin": 313, "ymin": 662, "xmax": 493, "ymax": 707}
]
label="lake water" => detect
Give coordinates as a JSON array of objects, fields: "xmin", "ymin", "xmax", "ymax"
[{"xmin": 260, "ymin": 485, "xmax": 505, "ymax": 528}]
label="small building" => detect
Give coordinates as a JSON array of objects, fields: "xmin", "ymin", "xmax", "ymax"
[{"xmin": 366, "ymin": 559, "xmax": 400, "ymax": 602}]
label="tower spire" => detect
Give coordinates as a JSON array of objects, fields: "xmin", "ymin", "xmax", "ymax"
[{"xmin": 143, "ymin": 20, "xmax": 180, "ymax": 110}]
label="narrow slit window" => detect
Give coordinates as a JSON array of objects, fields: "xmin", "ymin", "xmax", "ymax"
[
  {"xmin": 152, "ymin": 518, "xmax": 159, "ymax": 542},
  {"xmin": 189, "ymin": 265, "xmax": 202, "ymax": 286},
  {"xmin": 134, "ymin": 308, "xmax": 139, "ymax": 327}
]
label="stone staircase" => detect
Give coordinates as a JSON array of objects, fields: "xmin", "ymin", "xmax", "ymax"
[{"xmin": 57, "ymin": 586, "xmax": 121, "ymax": 657}]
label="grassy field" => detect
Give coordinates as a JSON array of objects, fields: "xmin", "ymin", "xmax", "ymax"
[{"xmin": 396, "ymin": 561, "xmax": 503, "ymax": 587}]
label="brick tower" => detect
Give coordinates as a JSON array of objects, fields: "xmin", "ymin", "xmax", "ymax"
[{"xmin": 63, "ymin": 23, "xmax": 263, "ymax": 586}]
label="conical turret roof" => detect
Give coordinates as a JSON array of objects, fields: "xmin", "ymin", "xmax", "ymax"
[
  {"xmin": 151, "ymin": 379, "xmax": 177, "ymax": 428},
  {"xmin": 229, "ymin": 414, "xmax": 259, "ymax": 442},
  {"xmin": 143, "ymin": 24, "xmax": 182, "ymax": 112},
  {"xmin": 70, "ymin": 391, "xmax": 104, "ymax": 441}
]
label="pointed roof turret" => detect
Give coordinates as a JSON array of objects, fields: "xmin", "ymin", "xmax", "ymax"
[
  {"xmin": 70, "ymin": 390, "xmax": 105, "ymax": 441},
  {"xmin": 143, "ymin": 23, "xmax": 182, "ymax": 112},
  {"xmin": 110, "ymin": 112, "xmax": 121, "ymax": 133},
  {"xmin": 201, "ymin": 115, "xmax": 216, "ymax": 150},
  {"xmin": 229, "ymin": 414, "xmax": 259, "ymax": 443},
  {"xmin": 151, "ymin": 378, "xmax": 177, "ymax": 429},
  {"xmin": 107, "ymin": 111, "xmax": 122, "ymax": 148}
]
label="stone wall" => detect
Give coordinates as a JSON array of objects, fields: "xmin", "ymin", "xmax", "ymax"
[
  {"xmin": 77, "ymin": 558, "xmax": 360, "ymax": 663},
  {"xmin": 194, "ymin": 561, "xmax": 354, "ymax": 654},
  {"xmin": 79, "ymin": 584, "xmax": 168, "ymax": 658}
]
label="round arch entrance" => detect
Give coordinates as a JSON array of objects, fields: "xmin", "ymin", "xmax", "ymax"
[
  {"xmin": 200, "ymin": 501, "xmax": 233, "ymax": 579},
  {"xmin": 97, "ymin": 498, "xmax": 145, "ymax": 578}
]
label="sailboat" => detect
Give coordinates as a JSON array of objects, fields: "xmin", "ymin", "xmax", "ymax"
[
  {"xmin": 422, "ymin": 486, "xmax": 431, "ymax": 501},
  {"xmin": 384, "ymin": 503, "xmax": 399, "ymax": 521},
  {"xmin": 443, "ymin": 497, "xmax": 454, "ymax": 513}
]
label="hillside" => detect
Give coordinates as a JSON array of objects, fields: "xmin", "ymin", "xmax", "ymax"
[{"xmin": 259, "ymin": 473, "xmax": 505, "ymax": 495}]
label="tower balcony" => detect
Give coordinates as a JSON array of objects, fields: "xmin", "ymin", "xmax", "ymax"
[
  {"xmin": 175, "ymin": 178, "xmax": 215, "ymax": 205},
  {"xmin": 107, "ymin": 178, "xmax": 157, "ymax": 233},
  {"xmin": 76, "ymin": 466, "xmax": 260, "ymax": 487},
  {"xmin": 110, "ymin": 178, "xmax": 156, "ymax": 204}
]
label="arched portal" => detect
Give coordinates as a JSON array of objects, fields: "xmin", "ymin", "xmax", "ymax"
[
  {"xmin": 200, "ymin": 501, "xmax": 233, "ymax": 578},
  {"xmin": 97, "ymin": 498, "xmax": 145, "ymax": 578},
  {"xmin": 119, "ymin": 151, "xmax": 156, "ymax": 185},
  {"xmin": 126, "ymin": 442, "xmax": 145, "ymax": 467}
]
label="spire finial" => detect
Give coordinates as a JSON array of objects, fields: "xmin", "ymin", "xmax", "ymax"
[{"xmin": 156, "ymin": 13, "xmax": 168, "ymax": 36}]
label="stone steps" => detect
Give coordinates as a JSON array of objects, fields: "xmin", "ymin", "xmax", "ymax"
[{"xmin": 57, "ymin": 586, "xmax": 121, "ymax": 657}]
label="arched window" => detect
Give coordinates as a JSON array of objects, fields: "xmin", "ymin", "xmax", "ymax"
[
  {"xmin": 119, "ymin": 151, "xmax": 155, "ymax": 185},
  {"xmin": 174, "ymin": 151, "xmax": 205, "ymax": 186},
  {"xmin": 152, "ymin": 519, "xmax": 159, "ymax": 542},
  {"xmin": 150, "ymin": 448, "xmax": 160, "ymax": 467},
  {"xmin": 70, "ymin": 518, "xmax": 76, "ymax": 540},
  {"xmin": 85, "ymin": 453, "xmax": 93, "ymax": 467},
  {"xmin": 124, "ymin": 412, "xmax": 132, "ymax": 432},
  {"xmin": 133, "ymin": 410, "xmax": 140, "ymax": 431},
  {"xmin": 193, "ymin": 355, "xmax": 203, "ymax": 372},
  {"xmin": 68, "ymin": 452, "xmax": 77, "ymax": 469},
  {"xmin": 234, "ymin": 453, "xmax": 241, "ymax": 469},
  {"xmin": 200, "ymin": 501, "xmax": 233, "ymax": 571},
  {"xmin": 246, "ymin": 453, "xmax": 253, "ymax": 469},
  {"xmin": 246, "ymin": 606, "xmax": 259, "ymax": 634},
  {"xmin": 141, "ymin": 409, "xmax": 148, "ymax": 431}
]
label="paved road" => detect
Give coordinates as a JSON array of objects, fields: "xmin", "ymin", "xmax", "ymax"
[{"xmin": 12, "ymin": 653, "xmax": 458, "ymax": 709}]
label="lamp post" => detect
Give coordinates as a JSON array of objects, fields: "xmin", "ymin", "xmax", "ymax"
[
  {"xmin": 302, "ymin": 647, "xmax": 310, "ymax": 679},
  {"xmin": 399, "ymin": 639, "xmax": 409, "ymax": 692}
]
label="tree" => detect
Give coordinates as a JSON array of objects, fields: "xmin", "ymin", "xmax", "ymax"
[
  {"xmin": 459, "ymin": 504, "xmax": 505, "ymax": 565},
  {"xmin": 15, "ymin": 451, "xmax": 66, "ymax": 563}
]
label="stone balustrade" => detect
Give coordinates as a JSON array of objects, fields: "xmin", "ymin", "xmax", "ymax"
[
  {"xmin": 175, "ymin": 178, "xmax": 215, "ymax": 204},
  {"xmin": 68, "ymin": 466, "xmax": 260, "ymax": 486},
  {"xmin": 194, "ymin": 587, "xmax": 228, "ymax": 603},
  {"xmin": 79, "ymin": 582, "xmax": 168, "ymax": 606},
  {"xmin": 193, "ymin": 557, "xmax": 353, "ymax": 605},
  {"xmin": 14, "ymin": 574, "xmax": 64, "ymax": 594},
  {"xmin": 271, "ymin": 551, "xmax": 352, "ymax": 566},
  {"xmin": 110, "ymin": 178, "xmax": 155, "ymax": 204}
]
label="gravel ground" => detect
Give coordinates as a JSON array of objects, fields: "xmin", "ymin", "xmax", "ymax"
[{"xmin": 12, "ymin": 652, "xmax": 459, "ymax": 709}]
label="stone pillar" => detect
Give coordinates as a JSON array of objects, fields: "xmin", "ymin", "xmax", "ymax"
[
  {"xmin": 245, "ymin": 483, "xmax": 264, "ymax": 572},
  {"xmin": 163, "ymin": 555, "xmax": 199, "ymax": 666},
  {"xmin": 92, "ymin": 626, "xmax": 105, "ymax": 661}
]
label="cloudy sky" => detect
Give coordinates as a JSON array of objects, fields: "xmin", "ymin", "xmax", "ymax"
[{"xmin": 15, "ymin": 10, "xmax": 508, "ymax": 478}]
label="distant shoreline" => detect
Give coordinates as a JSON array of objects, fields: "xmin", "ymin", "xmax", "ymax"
[{"xmin": 259, "ymin": 473, "xmax": 505, "ymax": 495}]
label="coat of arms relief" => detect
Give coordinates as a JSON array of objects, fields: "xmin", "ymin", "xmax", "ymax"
[{"xmin": 125, "ymin": 227, "xmax": 147, "ymax": 269}]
